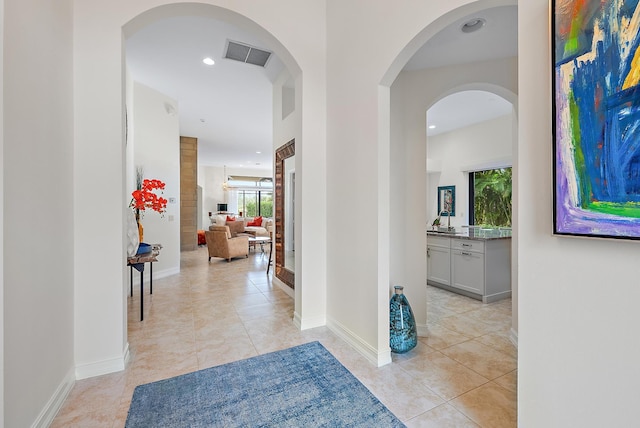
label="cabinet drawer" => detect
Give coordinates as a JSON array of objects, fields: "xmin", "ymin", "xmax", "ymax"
[
  {"xmin": 451, "ymin": 250, "xmax": 484, "ymax": 294},
  {"xmin": 427, "ymin": 235, "xmax": 450, "ymax": 248},
  {"xmin": 451, "ymin": 239, "xmax": 484, "ymax": 253}
]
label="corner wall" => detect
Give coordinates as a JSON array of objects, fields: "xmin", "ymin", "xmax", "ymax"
[{"xmin": 4, "ymin": 0, "xmax": 75, "ymax": 425}]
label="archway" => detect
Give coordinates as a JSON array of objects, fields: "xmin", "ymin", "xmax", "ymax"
[
  {"xmin": 73, "ymin": 1, "xmax": 309, "ymax": 379},
  {"xmin": 122, "ymin": 1, "xmax": 304, "ymax": 320},
  {"xmin": 380, "ymin": 0, "xmax": 518, "ymax": 363}
]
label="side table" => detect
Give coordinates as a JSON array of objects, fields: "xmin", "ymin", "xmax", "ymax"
[{"xmin": 127, "ymin": 244, "xmax": 162, "ymax": 321}]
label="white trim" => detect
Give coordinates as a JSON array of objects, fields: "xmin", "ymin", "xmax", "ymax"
[
  {"xmin": 509, "ymin": 327, "xmax": 518, "ymax": 348},
  {"xmin": 272, "ymin": 276, "xmax": 294, "ymax": 298},
  {"xmin": 416, "ymin": 322, "xmax": 428, "ymax": 337},
  {"xmin": 293, "ymin": 311, "xmax": 302, "ymax": 329},
  {"xmin": 75, "ymin": 348, "xmax": 127, "ymax": 380},
  {"xmin": 299, "ymin": 314, "xmax": 326, "ymax": 330},
  {"xmin": 327, "ymin": 316, "xmax": 392, "ymax": 367},
  {"xmin": 31, "ymin": 368, "xmax": 75, "ymax": 428},
  {"xmin": 460, "ymin": 156, "xmax": 512, "ymax": 172},
  {"xmin": 293, "ymin": 311, "xmax": 325, "ymax": 330},
  {"xmin": 122, "ymin": 342, "xmax": 131, "ymax": 368}
]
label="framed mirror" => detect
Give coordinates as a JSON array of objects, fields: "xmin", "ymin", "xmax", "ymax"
[{"xmin": 275, "ymin": 139, "xmax": 295, "ymax": 288}]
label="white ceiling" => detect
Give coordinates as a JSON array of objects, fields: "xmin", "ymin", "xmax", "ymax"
[
  {"xmin": 125, "ymin": 5, "xmax": 517, "ymax": 169},
  {"xmin": 125, "ymin": 16, "xmax": 284, "ymax": 170}
]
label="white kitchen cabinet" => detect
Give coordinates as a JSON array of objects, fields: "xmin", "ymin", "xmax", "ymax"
[
  {"xmin": 427, "ymin": 232, "xmax": 511, "ymax": 303},
  {"xmin": 451, "ymin": 246, "xmax": 484, "ymax": 295},
  {"xmin": 427, "ymin": 236, "xmax": 451, "ymax": 286}
]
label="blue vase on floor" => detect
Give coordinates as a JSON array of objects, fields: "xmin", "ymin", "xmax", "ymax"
[{"xmin": 389, "ymin": 285, "xmax": 417, "ymax": 353}]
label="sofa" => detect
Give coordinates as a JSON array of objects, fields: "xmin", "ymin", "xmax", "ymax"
[{"xmin": 209, "ymin": 215, "xmax": 273, "ymax": 238}]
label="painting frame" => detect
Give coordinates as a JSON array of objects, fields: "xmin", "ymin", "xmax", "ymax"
[
  {"xmin": 552, "ymin": 0, "xmax": 640, "ymax": 240},
  {"xmin": 437, "ymin": 185, "xmax": 455, "ymax": 217}
]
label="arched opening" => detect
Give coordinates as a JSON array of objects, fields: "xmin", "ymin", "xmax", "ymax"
[
  {"xmin": 381, "ymin": 0, "xmax": 518, "ymax": 385},
  {"xmin": 72, "ymin": 2, "xmax": 308, "ymax": 381},
  {"xmin": 121, "ymin": 2, "xmax": 303, "ymax": 319}
]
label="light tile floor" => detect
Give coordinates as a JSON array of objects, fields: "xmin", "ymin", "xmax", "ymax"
[{"xmin": 51, "ymin": 247, "xmax": 516, "ymax": 427}]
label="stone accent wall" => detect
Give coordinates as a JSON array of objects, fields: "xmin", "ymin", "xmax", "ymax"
[{"xmin": 180, "ymin": 136, "xmax": 198, "ymax": 251}]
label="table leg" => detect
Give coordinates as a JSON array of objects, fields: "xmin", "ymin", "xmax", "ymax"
[
  {"xmin": 140, "ymin": 269, "xmax": 144, "ymax": 321},
  {"xmin": 267, "ymin": 241, "xmax": 273, "ymax": 274},
  {"xmin": 130, "ymin": 266, "xmax": 133, "ymax": 297},
  {"xmin": 150, "ymin": 261, "xmax": 153, "ymax": 294}
]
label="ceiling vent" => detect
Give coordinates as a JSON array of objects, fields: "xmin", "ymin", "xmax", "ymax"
[{"xmin": 224, "ymin": 40, "xmax": 272, "ymax": 67}]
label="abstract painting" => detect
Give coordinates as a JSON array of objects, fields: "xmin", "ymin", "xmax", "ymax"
[
  {"xmin": 438, "ymin": 185, "xmax": 455, "ymax": 217},
  {"xmin": 553, "ymin": 0, "xmax": 640, "ymax": 239}
]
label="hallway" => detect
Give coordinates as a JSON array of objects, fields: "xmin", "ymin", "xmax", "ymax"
[{"xmin": 51, "ymin": 247, "xmax": 516, "ymax": 427}]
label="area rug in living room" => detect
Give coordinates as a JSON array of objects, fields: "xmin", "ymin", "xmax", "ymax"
[{"xmin": 125, "ymin": 341, "xmax": 405, "ymax": 427}]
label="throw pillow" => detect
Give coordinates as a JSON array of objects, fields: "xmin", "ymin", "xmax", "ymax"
[
  {"xmin": 226, "ymin": 215, "xmax": 236, "ymax": 222},
  {"xmin": 247, "ymin": 216, "xmax": 262, "ymax": 227}
]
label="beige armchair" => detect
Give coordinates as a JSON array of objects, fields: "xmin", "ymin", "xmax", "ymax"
[{"xmin": 205, "ymin": 226, "xmax": 249, "ymax": 262}]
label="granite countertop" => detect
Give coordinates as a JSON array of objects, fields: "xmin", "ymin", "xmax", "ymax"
[{"xmin": 427, "ymin": 228, "xmax": 512, "ymax": 241}]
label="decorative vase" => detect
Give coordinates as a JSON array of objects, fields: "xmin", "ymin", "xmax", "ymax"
[
  {"xmin": 138, "ymin": 218, "xmax": 144, "ymax": 243},
  {"xmin": 126, "ymin": 209, "xmax": 140, "ymax": 257},
  {"xmin": 389, "ymin": 285, "xmax": 417, "ymax": 353}
]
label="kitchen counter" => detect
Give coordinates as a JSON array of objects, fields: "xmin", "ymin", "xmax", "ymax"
[
  {"xmin": 427, "ymin": 229, "xmax": 511, "ymax": 303},
  {"xmin": 427, "ymin": 227, "xmax": 511, "ymax": 241}
]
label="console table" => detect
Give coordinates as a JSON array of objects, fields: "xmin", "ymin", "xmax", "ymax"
[{"xmin": 127, "ymin": 244, "xmax": 162, "ymax": 321}]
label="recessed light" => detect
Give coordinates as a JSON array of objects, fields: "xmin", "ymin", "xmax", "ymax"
[
  {"xmin": 202, "ymin": 57, "xmax": 215, "ymax": 65},
  {"xmin": 461, "ymin": 18, "xmax": 485, "ymax": 33},
  {"xmin": 428, "ymin": 125, "xmax": 436, "ymax": 129},
  {"xmin": 256, "ymin": 151, "xmax": 261, "ymax": 154}
]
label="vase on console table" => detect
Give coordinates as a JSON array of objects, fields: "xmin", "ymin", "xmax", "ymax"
[
  {"xmin": 138, "ymin": 220, "xmax": 144, "ymax": 243},
  {"xmin": 126, "ymin": 209, "xmax": 140, "ymax": 257},
  {"xmin": 135, "ymin": 210, "xmax": 144, "ymax": 243},
  {"xmin": 389, "ymin": 285, "xmax": 417, "ymax": 353}
]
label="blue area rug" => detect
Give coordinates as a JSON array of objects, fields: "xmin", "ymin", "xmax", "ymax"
[{"xmin": 125, "ymin": 341, "xmax": 404, "ymax": 427}]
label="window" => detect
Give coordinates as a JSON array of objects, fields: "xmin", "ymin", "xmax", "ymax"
[
  {"xmin": 469, "ymin": 167, "xmax": 512, "ymax": 227},
  {"xmin": 236, "ymin": 190, "xmax": 273, "ymax": 218}
]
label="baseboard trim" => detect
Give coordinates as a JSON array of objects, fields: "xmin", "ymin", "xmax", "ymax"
[
  {"xmin": 416, "ymin": 322, "xmax": 428, "ymax": 337},
  {"xmin": 31, "ymin": 368, "xmax": 75, "ymax": 428},
  {"xmin": 326, "ymin": 316, "xmax": 392, "ymax": 367},
  {"xmin": 272, "ymin": 277, "xmax": 294, "ymax": 298},
  {"xmin": 122, "ymin": 342, "xmax": 131, "ymax": 368},
  {"xmin": 509, "ymin": 328, "xmax": 518, "ymax": 348},
  {"xmin": 75, "ymin": 349, "xmax": 127, "ymax": 380}
]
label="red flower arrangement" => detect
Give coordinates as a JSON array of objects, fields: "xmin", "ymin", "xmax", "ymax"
[{"xmin": 131, "ymin": 179, "xmax": 168, "ymax": 217}]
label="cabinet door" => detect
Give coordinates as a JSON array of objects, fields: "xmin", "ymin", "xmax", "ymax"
[
  {"xmin": 427, "ymin": 246, "xmax": 451, "ymax": 285},
  {"xmin": 451, "ymin": 250, "xmax": 484, "ymax": 294}
]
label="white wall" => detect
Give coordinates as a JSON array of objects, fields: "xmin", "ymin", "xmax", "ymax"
[
  {"xmin": 3, "ymin": 0, "xmax": 75, "ymax": 426},
  {"xmin": 427, "ymin": 114, "xmax": 514, "ymax": 228},
  {"xmin": 519, "ymin": 1, "xmax": 640, "ymax": 425},
  {"xmin": 131, "ymin": 81, "xmax": 180, "ymax": 278}
]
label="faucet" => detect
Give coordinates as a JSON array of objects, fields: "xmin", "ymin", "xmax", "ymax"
[{"xmin": 441, "ymin": 210, "xmax": 452, "ymax": 230}]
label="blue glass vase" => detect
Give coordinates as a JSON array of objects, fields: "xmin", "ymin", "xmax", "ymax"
[{"xmin": 389, "ymin": 285, "xmax": 417, "ymax": 353}]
